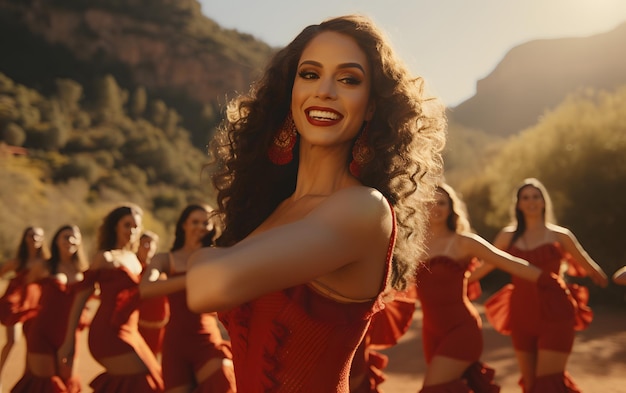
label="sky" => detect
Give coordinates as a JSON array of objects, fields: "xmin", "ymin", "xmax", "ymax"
[{"xmin": 198, "ymin": 0, "xmax": 625, "ymax": 107}]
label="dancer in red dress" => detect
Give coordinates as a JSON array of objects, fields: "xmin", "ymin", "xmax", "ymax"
[
  {"xmin": 415, "ymin": 184, "xmax": 565, "ymax": 393},
  {"xmin": 58, "ymin": 204, "xmax": 164, "ymax": 392},
  {"xmin": 139, "ymin": 204, "xmax": 235, "ymax": 392},
  {"xmin": 11, "ymin": 225, "xmax": 88, "ymax": 393},
  {"xmin": 480, "ymin": 178, "xmax": 608, "ymax": 392},
  {"xmin": 137, "ymin": 231, "xmax": 169, "ymax": 358},
  {"xmin": 0, "ymin": 226, "xmax": 48, "ymax": 389},
  {"xmin": 187, "ymin": 15, "xmax": 447, "ymax": 392}
]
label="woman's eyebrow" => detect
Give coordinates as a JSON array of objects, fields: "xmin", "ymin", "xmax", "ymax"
[{"xmin": 299, "ymin": 60, "xmax": 366, "ymax": 73}]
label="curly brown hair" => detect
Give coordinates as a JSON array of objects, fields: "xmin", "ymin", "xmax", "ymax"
[{"xmin": 210, "ymin": 15, "xmax": 446, "ymax": 290}]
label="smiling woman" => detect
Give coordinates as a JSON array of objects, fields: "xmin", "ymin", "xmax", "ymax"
[{"xmin": 186, "ymin": 14, "xmax": 446, "ymax": 392}]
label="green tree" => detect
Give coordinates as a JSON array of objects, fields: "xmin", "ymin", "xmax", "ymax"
[
  {"xmin": 94, "ymin": 75, "xmax": 126, "ymax": 122},
  {"xmin": 2, "ymin": 122, "xmax": 26, "ymax": 146},
  {"xmin": 55, "ymin": 78, "xmax": 83, "ymax": 114},
  {"xmin": 130, "ymin": 86, "xmax": 148, "ymax": 118}
]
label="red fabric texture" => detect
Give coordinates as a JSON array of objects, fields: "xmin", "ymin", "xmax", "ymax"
[
  {"xmin": 26, "ymin": 277, "xmax": 79, "ymax": 353},
  {"xmin": 218, "ymin": 209, "xmax": 397, "ymax": 393},
  {"xmin": 528, "ymin": 372, "xmax": 581, "ymax": 393},
  {"xmin": 461, "ymin": 362, "xmax": 500, "ymax": 393},
  {"xmin": 9, "ymin": 373, "xmax": 69, "ymax": 393},
  {"xmin": 484, "ymin": 243, "xmax": 593, "ymax": 353},
  {"xmin": 89, "ymin": 372, "xmax": 163, "ymax": 393},
  {"xmin": 350, "ymin": 341, "xmax": 388, "ymax": 393},
  {"xmin": 350, "ymin": 291, "xmax": 416, "ymax": 392},
  {"xmin": 418, "ymin": 362, "xmax": 500, "ymax": 393},
  {"xmin": 138, "ymin": 294, "xmax": 169, "ymax": 355},
  {"xmin": 162, "ymin": 274, "xmax": 235, "ymax": 392},
  {"xmin": 85, "ymin": 267, "xmax": 164, "ymax": 392},
  {"xmin": 415, "ymin": 256, "xmax": 484, "ymax": 363},
  {"xmin": 0, "ymin": 269, "xmax": 41, "ymax": 326},
  {"xmin": 17, "ymin": 276, "xmax": 85, "ymax": 391},
  {"xmin": 367, "ymin": 293, "xmax": 415, "ymax": 350}
]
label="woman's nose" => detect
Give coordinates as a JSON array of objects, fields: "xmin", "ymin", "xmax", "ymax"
[{"xmin": 315, "ymin": 77, "xmax": 337, "ymax": 100}]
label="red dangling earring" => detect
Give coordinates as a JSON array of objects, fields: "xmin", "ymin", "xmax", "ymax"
[
  {"xmin": 349, "ymin": 122, "xmax": 374, "ymax": 178},
  {"xmin": 268, "ymin": 112, "xmax": 297, "ymax": 165}
]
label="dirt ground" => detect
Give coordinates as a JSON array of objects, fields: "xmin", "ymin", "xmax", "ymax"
[{"xmin": 0, "ymin": 298, "xmax": 624, "ymax": 393}]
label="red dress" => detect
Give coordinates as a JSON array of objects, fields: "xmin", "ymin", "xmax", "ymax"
[
  {"xmin": 484, "ymin": 243, "xmax": 590, "ymax": 393},
  {"xmin": 218, "ymin": 214, "xmax": 397, "ymax": 393},
  {"xmin": 11, "ymin": 276, "xmax": 84, "ymax": 393},
  {"xmin": 84, "ymin": 267, "xmax": 164, "ymax": 392},
  {"xmin": 162, "ymin": 272, "xmax": 235, "ymax": 392},
  {"xmin": 0, "ymin": 269, "xmax": 41, "ymax": 328},
  {"xmin": 415, "ymin": 256, "xmax": 499, "ymax": 393},
  {"xmin": 350, "ymin": 288, "xmax": 416, "ymax": 393},
  {"xmin": 484, "ymin": 243, "xmax": 591, "ymax": 350},
  {"xmin": 138, "ymin": 290, "xmax": 169, "ymax": 356}
]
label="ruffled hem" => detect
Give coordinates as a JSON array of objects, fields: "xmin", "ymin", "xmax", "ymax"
[
  {"xmin": 0, "ymin": 272, "xmax": 41, "ymax": 326},
  {"xmin": 484, "ymin": 280, "xmax": 593, "ymax": 335},
  {"xmin": 367, "ymin": 294, "xmax": 415, "ymax": 350},
  {"xmin": 193, "ymin": 359, "xmax": 237, "ymax": 393},
  {"xmin": 484, "ymin": 284, "xmax": 513, "ymax": 335},
  {"xmin": 529, "ymin": 371, "xmax": 581, "ymax": 393},
  {"xmin": 418, "ymin": 362, "xmax": 500, "ymax": 393},
  {"xmin": 90, "ymin": 372, "xmax": 163, "ymax": 393},
  {"xmin": 568, "ymin": 284, "xmax": 592, "ymax": 331},
  {"xmin": 462, "ymin": 362, "xmax": 500, "ymax": 393},
  {"xmin": 10, "ymin": 373, "xmax": 69, "ymax": 393}
]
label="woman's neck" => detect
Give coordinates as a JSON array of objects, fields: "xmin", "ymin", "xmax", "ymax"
[
  {"xmin": 293, "ymin": 145, "xmax": 357, "ymax": 199},
  {"xmin": 523, "ymin": 216, "xmax": 545, "ymax": 231}
]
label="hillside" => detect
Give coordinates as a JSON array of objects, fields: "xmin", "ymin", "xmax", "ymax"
[
  {"xmin": 0, "ymin": 0, "xmax": 275, "ymax": 148},
  {"xmin": 450, "ymin": 21, "xmax": 626, "ymax": 136}
]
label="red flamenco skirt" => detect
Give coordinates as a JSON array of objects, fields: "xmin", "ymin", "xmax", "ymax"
[
  {"xmin": 485, "ymin": 283, "xmax": 594, "ymax": 335},
  {"xmin": 194, "ymin": 359, "xmax": 237, "ymax": 393},
  {"xmin": 527, "ymin": 372, "xmax": 581, "ymax": 393},
  {"xmin": 90, "ymin": 372, "xmax": 164, "ymax": 393},
  {"xmin": 350, "ymin": 348, "xmax": 388, "ymax": 393},
  {"xmin": 10, "ymin": 373, "xmax": 72, "ymax": 393},
  {"xmin": 418, "ymin": 362, "xmax": 500, "ymax": 393}
]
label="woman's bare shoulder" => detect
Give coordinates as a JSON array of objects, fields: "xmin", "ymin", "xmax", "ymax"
[
  {"xmin": 546, "ymin": 223, "xmax": 572, "ymax": 236},
  {"xmin": 318, "ymin": 187, "xmax": 391, "ymax": 227}
]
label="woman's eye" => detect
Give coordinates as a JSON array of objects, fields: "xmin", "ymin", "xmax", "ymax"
[
  {"xmin": 298, "ymin": 71, "xmax": 318, "ymax": 80},
  {"xmin": 339, "ymin": 76, "xmax": 361, "ymax": 85}
]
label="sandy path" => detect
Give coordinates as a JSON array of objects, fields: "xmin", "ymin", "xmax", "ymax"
[{"xmin": 379, "ymin": 303, "xmax": 626, "ymax": 393}]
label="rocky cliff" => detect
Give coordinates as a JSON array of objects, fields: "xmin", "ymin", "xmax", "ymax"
[
  {"xmin": 450, "ymin": 22, "xmax": 626, "ymax": 136},
  {"xmin": 0, "ymin": 0, "xmax": 274, "ymax": 146}
]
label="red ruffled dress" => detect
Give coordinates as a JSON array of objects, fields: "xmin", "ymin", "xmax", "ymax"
[
  {"xmin": 83, "ymin": 267, "xmax": 164, "ymax": 392},
  {"xmin": 11, "ymin": 276, "xmax": 85, "ymax": 393},
  {"xmin": 415, "ymin": 256, "xmax": 500, "ymax": 393},
  {"xmin": 162, "ymin": 272, "xmax": 236, "ymax": 392},
  {"xmin": 0, "ymin": 269, "xmax": 41, "ymax": 330},
  {"xmin": 350, "ymin": 287, "xmax": 417, "ymax": 393},
  {"xmin": 484, "ymin": 243, "xmax": 591, "ymax": 392},
  {"xmin": 218, "ymin": 214, "xmax": 397, "ymax": 393}
]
